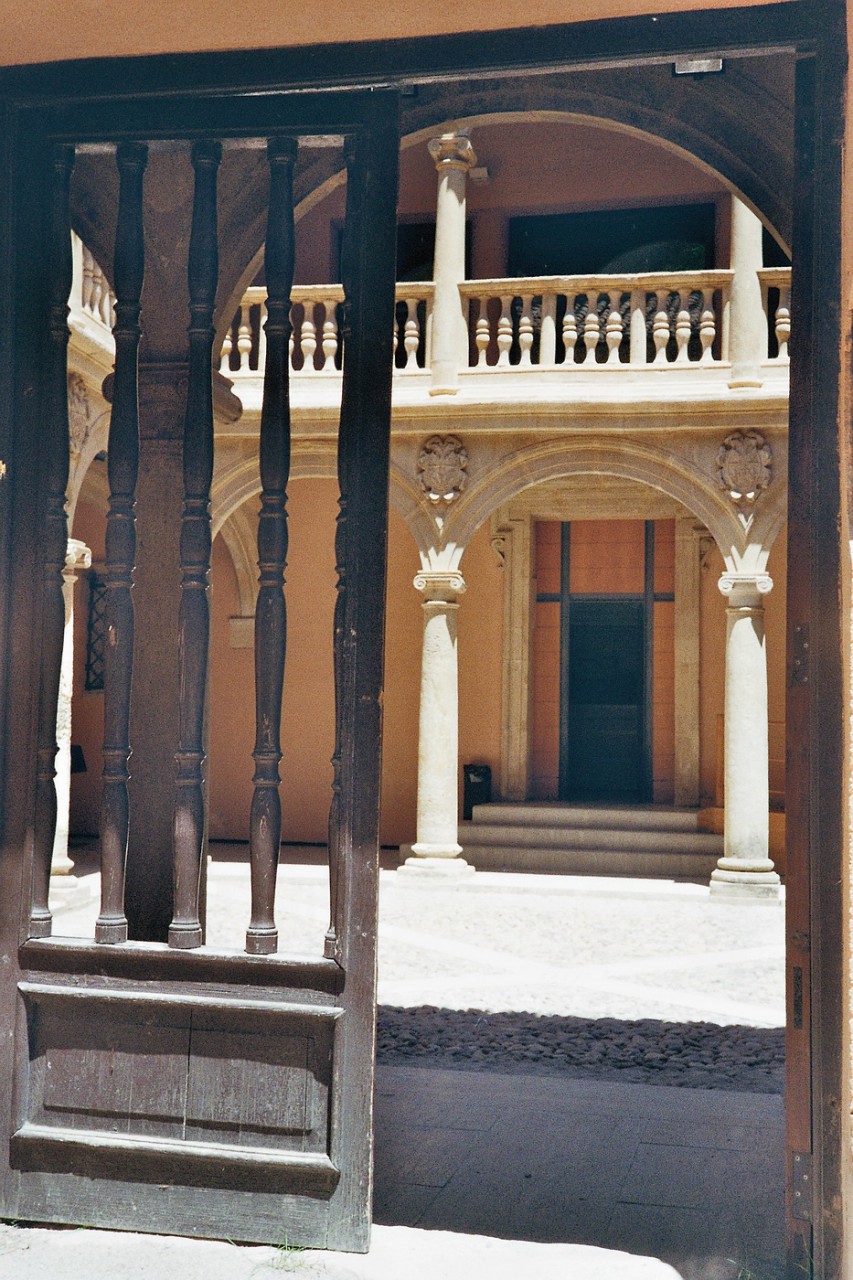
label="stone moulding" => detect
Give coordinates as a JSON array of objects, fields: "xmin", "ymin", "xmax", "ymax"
[{"xmin": 417, "ymin": 434, "xmax": 468, "ymax": 504}]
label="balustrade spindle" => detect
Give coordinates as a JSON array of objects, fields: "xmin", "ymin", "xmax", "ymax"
[
  {"xmin": 246, "ymin": 137, "xmax": 298, "ymax": 956},
  {"xmin": 321, "ymin": 299, "xmax": 338, "ymax": 370},
  {"xmin": 562, "ymin": 303, "xmax": 578, "ymax": 365},
  {"xmin": 169, "ymin": 139, "xmax": 221, "ymax": 950},
  {"xmin": 605, "ymin": 300, "xmax": 623, "ymax": 364},
  {"xmin": 699, "ymin": 291, "xmax": 716, "ymax": 362},
  {"xmin": 652, "ymin": 295, "xmax": 670, "ymax": 364},
  {"xmin": 219, "ymin": 326, "xmax": 233, "ymax": 373},
  {"xmin": 474, "ymin": 303, "xmax": 490, "ymax": 367},
  {"xmin": 29, "ymin": 143, "xmax": 75, "ymax": 939},
  {"xmin": 301, "ymin": 307, "xmax": 317, "ymax": 370},
  {"xmin": 539, "ymin": 292, "xmax": 557, "ymax": 367},
  {"xmin": 583, "ymin": 299, "xmax": 600, "ymax": 364},
  {"xmin": 496, "ymin": 296, "xmax": 513, "ymax": 366},
  {"xmin": 96, "ymin": 142, "xmax": 147, "ymax": 944},
  {"xmin": 629, "ymin": 289, "xmax": 646, "ymax": 365},
  {"xmin": 776, "ymin": 288, "xmax": 791, "ymax": 360},
  {"xmin": 257, "ymin": 301, "xmax": 268, "ymax": 372},
  {"xmin": 675, "ymin": 296, "xmax": 692, "ymax": 363},
  {"xmin": 518, "ymin": 295, "xmax": 534, "ymax": 366},
  {"xmin": 81, "ymin": 245, "xmax": 95, "ymax": 313},
  {"xmin": 234, "ymin": 307, "xmax": 250, "ymax": 371},
  {"xmin": 403, "ymin": 298, "xmax": 420, "ymax": 370}
]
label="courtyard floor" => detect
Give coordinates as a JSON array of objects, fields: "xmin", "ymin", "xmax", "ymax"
[{"xmin": 0, "ymin": 846, "xmax": 787, "ymax": 1280}]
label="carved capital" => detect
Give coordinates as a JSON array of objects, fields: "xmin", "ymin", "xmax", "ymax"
[
  {"xmin": 718, "ymin": 571, "xmax": 773, "ymax": 604},
  {"xmin": 717, "ymin": 430, "xmax": 772, "ymax": 512},
  {"xmin": 65, "ymin": 538, "xmax": 92, "ymax": 577},
  {"xmin": 428, "ymin": 131, "xmax": 477, "ymax": 173},
  {"xmin": 418, "ymin": 434, "xmax": 468, "ymax": 504},
  {"xmin": 413, "ymin": 569, "xmax": 466, "ymax": 603}
]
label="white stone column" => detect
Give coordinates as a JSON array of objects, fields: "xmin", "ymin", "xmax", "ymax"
[
  {"xmin": 428, "ymin": 131, "xmax": 477, "ymax": 396},
  {"xmin": 52, "ymin": 538, "xmax": 92, "ymax": 876},
  {"xmin": 399, "ymin": 569, "xmax": 473, "ymax": 878},
  {"xmin": 727, "ymin": 196, "xmax": 766, "ymax": 389},
  {"xmin": 673, "ymin": 519, "xmax": 702, "ymax": 807},
  {"xmin": 710, "ymin": 571, "xmax": 781, "ymax": 900}
]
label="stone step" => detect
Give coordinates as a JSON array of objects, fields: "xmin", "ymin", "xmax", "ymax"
[
  {"xmin": 457, "ymin": 842, "xmax": 721, "ymax": 879},
  {"xmin": 460, "ymin": 820, "xmax": 723, "ymax": 856},
  {"xmin": 469, "ymin": 803, "xmax": 702, "ymax": 832}
]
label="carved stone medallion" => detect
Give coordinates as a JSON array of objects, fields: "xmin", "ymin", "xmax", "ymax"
[
  {"xmin": 418, "ymin": 434, "xmax": 468, "ymax": 503},
  {"xmin": 717, "ymin": 430, "xmax": 771, "ymax": 510},
  {"xmin": 67, "ymin": 372, "xmax": 91, "ymax": 456}
]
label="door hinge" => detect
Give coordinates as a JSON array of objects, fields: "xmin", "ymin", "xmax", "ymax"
[
  {"xmin": 792, "ymin": 1150, "xmax": 813, "ymax": 1221},
  {"xmin": 790, "ymin": 624, "xmax": 809, "ymax": 685}
]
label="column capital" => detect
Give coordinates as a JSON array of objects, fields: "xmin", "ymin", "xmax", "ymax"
[
  {"xmin": 428, "ymin": 131, "xmax": 477, "ymax": 173},
  {"xmin": 718, "ymin": 571, "xmax": 773, "ymax": 603},
  {"xmin": 414, "ymin": 569, "xmax": 466, "ymax": 602},
  {"xmin": 65, "ymin": 538, "xmax": 92, "ymax": 575}
]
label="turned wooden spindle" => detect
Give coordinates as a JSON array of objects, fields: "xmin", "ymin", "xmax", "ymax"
[
  {"xmin": 246, "ymin": 135, "xmax": 298, "ymax": 956},
  {"xmin": 29, "ymin": 143, "xmax": 75, "ymax": 939},
  {"xmin": 325, "ymin": 117, "xmax": 397, "ymax": 963},
  {"xmin": 170, "ymin": 139, "xmax": 221, "ymax": 950},
  {"xmin": 96, "ymin": 141, "xmax": 147, "ymax": 945}
]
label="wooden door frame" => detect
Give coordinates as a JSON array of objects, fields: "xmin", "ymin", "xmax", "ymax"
[{"xmin": 0, "ymin": 3, "xmax": 844, "ymax": 1271}]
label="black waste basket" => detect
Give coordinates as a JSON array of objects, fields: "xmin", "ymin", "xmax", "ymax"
[{"xmin": 462, "ymin": 763, "xmax": 492, "ymax": 821}]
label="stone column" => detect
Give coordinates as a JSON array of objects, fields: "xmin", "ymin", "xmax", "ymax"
[
  {"xmin": 673, "ymin": 519, "xmax": 702, "ymax": 807},
  {"xmin": 428, "ymin": 131, "xmax": 477, "ymax": 396},
  {"xmin": 51, "ymin": 538, "xmax": 92, "ymax": 876},
  {"xmin": 710, "ymin": 571, "xmax": 781, "ymax": 900},
  {"xmin": 399, "ymin": 569, "xmax": 473, "ymax": 878},
  {"xmin": 727, "ymin": 196, "xmax": 766, "ymax": 389}
]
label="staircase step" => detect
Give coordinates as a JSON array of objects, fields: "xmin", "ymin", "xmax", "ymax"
[
  {"xmin": 469, "ymin": 803, "xmax": 701, "ymax": 832},
  {"xmin": 460, "ymin": 821, "xmax": 723, "ymax": 856},
  {"xmin": 459, "ymin": 843, "xmax": 721, "ymax": 879}
]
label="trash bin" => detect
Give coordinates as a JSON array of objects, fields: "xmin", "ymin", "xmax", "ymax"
[{"xmin": 462, "ymin": 763, "xmax": 492, "ymax": 821}]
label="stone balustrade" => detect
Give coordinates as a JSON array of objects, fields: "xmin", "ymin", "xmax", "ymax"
[
  {"xmin": 70, "ymin": 232, "xmax": 115, "ymax": 335},
  {"xmin": 220, "ymin": 268, "xmax": 790, "ymax": 383}
]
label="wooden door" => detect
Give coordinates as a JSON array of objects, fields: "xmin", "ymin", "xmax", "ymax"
[
  {"xmin": 0, "ymin": 80, "xmax": 399, "ymax": 1251},
  {"xmin": 564, "ymin": 598, "xmax": 646, "ymax": 802}
]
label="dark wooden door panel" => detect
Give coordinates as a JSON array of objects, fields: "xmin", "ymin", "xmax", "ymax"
[
  {"xmin": 565, "ymin": 599, "xmax": 645, "ymax": 802},
  {"xmin": 0, "ymin": 81, "xmax": 399, "ymax": 1251}
]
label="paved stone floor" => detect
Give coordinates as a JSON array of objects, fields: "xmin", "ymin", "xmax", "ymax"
[{"xmin": 24, "ymin": 844, "xmax": 786, "ymax": 1280}]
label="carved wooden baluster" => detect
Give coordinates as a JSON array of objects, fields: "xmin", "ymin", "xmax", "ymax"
[
  {"xmin": 652, "ymin": 292, "xmax": 670, "ymax": 363},
  {"xmin": 29, "ymin": 144, "xmax": 75, "ymax": 938},
  {"xmin": 321, "ymin": 297, "xmax": 338, "ymax": 371},
  {"xmin": 699, "ymin": 290, "xmax": 716, "ymax": 362},
  {"xmin": 257, "ymin": 300, "xmax": 269, "ymax": 372},
  {"xmin": 403, "ymin": 297, "xmax": 420, "ymax": 370},
  {"xmin": 496, "ymin": 295, "xmax": 513, "ymax": 366},
  {"xmin": 169, "ymin": 139, "xmax": 221, "ymax": 950},
  {"xmin": 324, "ymin": 107, "xmax": 398, "ymax": 964},
  {"xmin": 675, "ymin": 293, "xmax": 692, "ymax": 362},
  {"xmin": 246, "ymin": 136, "xmax": 297, "ymax": 956},
  {"xmin": 562, "ymin": 299, "xmax": 578, "ymax": 364},
  {"xmin": 95, "ymin": 142, "xmax": 147, "ymax": 944}
]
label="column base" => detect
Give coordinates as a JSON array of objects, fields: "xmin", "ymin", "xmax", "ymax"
[
  {"xmin": 709, "ymin": 858, "xmax": 781, "ymax": 903},
  {"xmin": 397, "ymin": 848, "xmax": 475, "ymax": 880}
]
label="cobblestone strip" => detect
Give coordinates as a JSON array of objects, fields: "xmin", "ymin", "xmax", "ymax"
[{"xmin": 376, "ymin": 1006, "xmax": 784, "ymax": 1094}]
